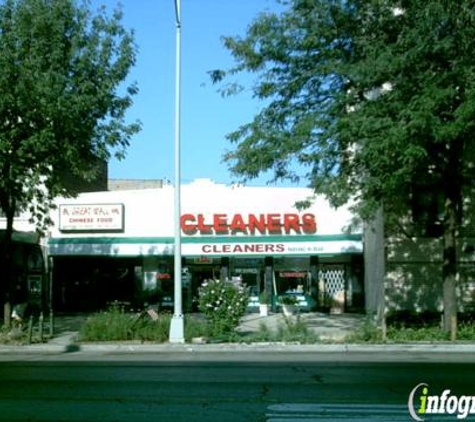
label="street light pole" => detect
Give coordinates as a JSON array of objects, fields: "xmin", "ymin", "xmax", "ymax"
[{"xmin": 169, "ymin": 0, "xmax": 185, "ymax": 343}]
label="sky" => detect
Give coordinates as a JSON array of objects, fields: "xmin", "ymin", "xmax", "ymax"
[{"xmin": 92, "ymin": 0, "xmax": 289, "ymax": 186}]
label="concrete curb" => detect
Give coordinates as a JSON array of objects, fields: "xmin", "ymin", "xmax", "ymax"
[
  {"xmin": 1, "ymin": 340, "xmax": 475, "ymax": 355},
  {"xmin": 74, "ymin": 342, "xmax": 475, "ymax": 355}
]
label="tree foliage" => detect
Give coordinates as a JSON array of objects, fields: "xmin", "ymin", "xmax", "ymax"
[
  {"xmin": 213, "ymin": 0, "xmax": 474, "ymax": 216},
  {"xmin": 0, "ymin": 0, "xmax": 140, "ymax": 325},
  {"xmin": 0, "ymin": 0, "xmax": 140, "ymax": 231},
  {"xmin": 212, "ymin": 0, "xmax": 475, "ymax": 334}
]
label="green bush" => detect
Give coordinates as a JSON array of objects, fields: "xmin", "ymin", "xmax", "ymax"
[
  {"xmin": 347, "ymin": 317, "xmax": 451, "ymax": 343},
  {"xmin": 250, "ymin": 322, "xmax": 274, "ymax": 342},
  {"xmin": 184, "ymin": 315, "xmax": 209, "ymax": 342},
  {"xmin": 346, "ymin": 317, "xmax": 383, "ymax": 343},
  {"xmin": 346, "ymin": 316, "xmax": 475, "ymax": 343},
  {"xmin": 387, "ymin": 326, "xmax": 449, "ymax": 342},
  {"xmin": 79, "ymin": 304, "xmax": 171, "ymax": 342},
  {"xmin": 458, "ymin": 323, "xmax": 475, "ymax": 340},
  {"xmin": 259, "ymin": 292, "xmax": 271, "ymax": 304},
  {"xmin": 237, "ymin": 321, "xmax": 275, "ymax": 343},
  {"xmin": 276, "ymin": 315, "xmax": 318, "ymax": 343},
  {"xmin": 384, "ymin": 323, "xmax": 475, "ymax": 342},
  {"xmin": 131, "ymin": 313, "xmax": 171, "ymax": 342},
  {"xmin": 280, "ymin": 295, "xmax": 298, "ymax": 306},
  {"xmin": 198, "ymin": 279, "xmax": 249, "ymax": 337},
  {"xmin": 242, "ymin": 316, "xmax": 319, "ymax": 344},
  {"xmin": 79, "ymin": 305, "xmax": 214, "ymax": 343},
  {"xmin": 386, "ymin": 310, "xmax": 441, "ymax": 328},
  {"xmin": 79, "ymin": 304, "xmax": 135, "ymax": 341}
]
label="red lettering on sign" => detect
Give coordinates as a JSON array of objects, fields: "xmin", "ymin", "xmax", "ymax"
[
  {"xmin": 181, "ymin": 213, "xmax": 317, "ymax": 236},
  {"xmin": 181, "ymin": 214, "xmax": 197, "ymax": 235},
  {"xmin": 302, "ymin": 213, "xmax": 317, "ymax": 234},
  {"xmin": 248, "ymin": 214, "xmax": 266, "ymax": 234},
  {"xmin": 230, "ymin": 214, "xmax": 247, "ymax": 233},
  {"xmin": 213, "ymin": 214, "xmax": 228, "ymax": 234},
  {"xmin": 197, "ymin": 214, "xmax": 213, "ymax": 234},
  {"xmin": 283, "ymin": 214, "xmax": 300, "ymax": 234},
  {"xmin": 200, "ymin": 243, "xmax": 286, "ymax": 254},
  {"xmin": 266, "ymin": 214, "xmax": 282, "ymax": 234}
]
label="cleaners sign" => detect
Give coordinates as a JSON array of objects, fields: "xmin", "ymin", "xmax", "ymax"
[{"xmin": 181, "ymin": 213, "xmax": 317, "ymax": 236}]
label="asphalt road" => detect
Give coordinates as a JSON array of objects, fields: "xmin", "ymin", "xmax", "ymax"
[{"xmin": 0, "ymin": 357, "xmax": 473, "ymax": 421}]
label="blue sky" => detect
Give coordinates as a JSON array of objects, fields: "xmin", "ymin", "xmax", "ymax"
[{"xmin": 93, "ymin": 0, "xmax": 289, "ymax": 186}]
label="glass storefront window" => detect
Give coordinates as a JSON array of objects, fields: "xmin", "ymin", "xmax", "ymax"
[
  {"xmin": 274, "ymin": 257, "xmax": 310, "ymax": 295},
  {"xmin": 231, "ymin": 258, "xmax": 263, "ymax": 296},
  {"xmin": 276, "ymin": 271, "xmax": 309, "ymax": 295}
]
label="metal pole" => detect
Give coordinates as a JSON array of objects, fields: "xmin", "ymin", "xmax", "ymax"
[
  {"xmin": 48, "ymin": 256, "xmax": 54, "ymax": 336},
  {"xmin": 169, "ymin": 0, "xmax": 185, "ymax": 343}
]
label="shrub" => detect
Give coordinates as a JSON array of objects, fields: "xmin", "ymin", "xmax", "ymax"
[
  {"xmin": 346, "ymin": 317, "xmax": 383, "ymax": 343},
  {"xmin": 80, "ymin": 303, "xmax": 135, "ymax": 341},
  {"xmin": 259, "ymin": 292, "xmax": 271, "ymax": 304},
  {"xmin": 184, "ymin": 315, "xmax": 210, "ymax": 342},
  {"xmin": 386, "ymin": 310, "xmax": 440, "ymax": 328},
  {"xmin": 280, "ymin": 295, "xmax": 298, "ymax": 306},
  {"xmin": 276, "ymin": 315, "xmax": 319, "ymax": 343},
  {"xmin": 255, "ymin": 322, "xmax": 274, "ymax": 341},
  {"xmin": 79, "ymin": 304, "xmax": 171, "ymax": 342},
  {"xmin": 241, "ymin": 317, "xmax": 319, "ymax": 344},
  {"xmin": 131, "ymin": 313, "xmax": 171, "ymax": 342},
  {"xmin": 386, "ymin": 326, "xmax": 449, "ymax": 342},
  {"xmin": 198, "ymin": 279, "xmax": 249, "ymax": 338},
  {"xmin": 458, "ymin": 323, "xmax": 475, "ymax": 340}
]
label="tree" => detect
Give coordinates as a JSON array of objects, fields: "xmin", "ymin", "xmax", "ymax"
[
  {"xmin": 0, "ymin": 0, "xmax": 140, "ymax": 326},
  {"xmin": 211, "ymin": 0, "xmax": 475, "ymax": 336}
]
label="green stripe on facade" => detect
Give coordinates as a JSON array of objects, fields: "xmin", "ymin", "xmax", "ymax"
[{"xmin": 49, "ymin": 233, "xmax": 362, "ymax": 245}]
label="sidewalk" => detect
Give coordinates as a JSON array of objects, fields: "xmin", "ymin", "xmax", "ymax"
[
  {"xmin": 1, "ymin": 312, "xmax": 475, "ymax": 357},
  {"xmin": 46, "ymin": 311, "xmax": 364, "ymax": 343},
  {"xmin": 238, "ymin": 312, "xmax": 364, "ymax": 342}
]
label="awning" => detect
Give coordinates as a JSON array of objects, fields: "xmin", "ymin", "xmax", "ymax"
[{"xmin": 48, "ymin": 234, "xmax": 363, "ymax": 257}]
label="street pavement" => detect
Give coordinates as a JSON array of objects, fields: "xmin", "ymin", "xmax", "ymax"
[
  {"xmin": 0, "ymin": 360, "xmax": 471, "ymax": 421},
  {"xmin": 1, "ymin": 313, "xmax": 474, "ymax": 421}
]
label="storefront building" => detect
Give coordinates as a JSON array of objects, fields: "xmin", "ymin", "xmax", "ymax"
[{"xmin": 45, "ymin": 179, "xmax": 364, "ymax": 312}]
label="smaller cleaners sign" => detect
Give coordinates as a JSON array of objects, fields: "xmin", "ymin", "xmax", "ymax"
[
  {"xmin": 180, "ymin": 213, "xmax": 317, "ymax": 236},
  {"xmin": 59, "ymin": 204, "xmax": 124, "ymax": 232}
]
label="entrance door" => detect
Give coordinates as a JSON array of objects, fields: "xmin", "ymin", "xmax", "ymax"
[{"xmin": 319, "ymin": 264, "xmax": 348, "ymax": 312}]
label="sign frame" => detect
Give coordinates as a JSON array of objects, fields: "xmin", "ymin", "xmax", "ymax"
[{"xmin": 59, "ymin": 204, "xmax": 125, "ymax": 233}]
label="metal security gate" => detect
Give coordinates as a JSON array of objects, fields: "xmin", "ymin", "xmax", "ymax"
[{"xmin": 319, "ymin": 264, "xmax": 348, "ymax": 311}]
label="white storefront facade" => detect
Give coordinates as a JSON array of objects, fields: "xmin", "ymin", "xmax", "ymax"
[{"xmin": 45, "ymin": 179, "xmax": 364, "ymax": 312}]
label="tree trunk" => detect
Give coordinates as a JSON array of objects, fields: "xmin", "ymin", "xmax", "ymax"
[
  {"xmin": 442, "ymin": 195, "xmax": 458, "ymax": 338},
  {"xmin": 1, "ymin": 207, "xmax": 14, "ymax": 329},
  {"xmin": 363, "ymin": 206, "xmax": 385, "ymax": 324}
]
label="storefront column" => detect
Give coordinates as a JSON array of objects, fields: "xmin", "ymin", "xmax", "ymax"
[
  {"xmin": 264, "ymin": 257, "xmax": 274, "ymax": 311},
  {"xmin": 48, "ymin": 256, "xmax": 54, "ymax": 312},
  {"xmin": 309, "ymin": 256, "xmax": 319, "ymax": 308},
  {"xmin": 348, "ymin": 255, "xmax": 364, "ymax": 310},
  {"xmin": 220, "ymin": 257, "xmax": 229, "ymax": 282}
]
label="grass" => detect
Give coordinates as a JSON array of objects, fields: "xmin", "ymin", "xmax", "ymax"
[
  {"xmin": 7, "ymin": 306, "xmax": 475, "ymax": 344},
  {"xmin": 347, "ymin": 312, "xmax": 475, "ymax": 343},
  {"xmin": 79, "ymin": 304, "xmax": 321, "ymax": 344},
  {"xmin": 78, "ymin": 305, "xmax": 210, "ymax": 343},
  {"xmin": 0, "ymin": 326, "xmax": 26, "ymax": 344},
  {"xmin": 241, "ymin": 315, "xmax": 320, "ymax": 344},
  {"xmin": 346, "ymin": 317, "xmax": 383, "ymax": 343}
]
